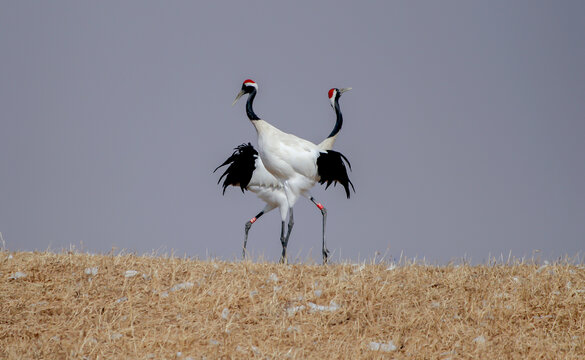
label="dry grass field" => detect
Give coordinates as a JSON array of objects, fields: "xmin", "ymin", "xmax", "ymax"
[{"xmin": 1, "ymin": 250, "xmax": 584, "ymax": 359}]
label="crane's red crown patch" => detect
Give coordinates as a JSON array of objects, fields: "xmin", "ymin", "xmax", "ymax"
[{"xmin": 328, "ymin": 88, "xmax": 336, "ymax": 99}]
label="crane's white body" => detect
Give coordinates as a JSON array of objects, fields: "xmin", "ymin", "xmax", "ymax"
[
  {"xmin": 244, "ymin": 94, "xmax": 344, "ymax": 221},
  {"xmin": 246, "ymin": 155, "xmax": 288, "ymax": 220},
  {"xmin": 252, "ymin": 119, "xmax": 322, "ymax": 209}
]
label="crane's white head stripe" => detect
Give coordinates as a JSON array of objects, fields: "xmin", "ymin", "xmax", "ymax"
[
  {"xmin": 328, "ymin": 88, "xmax": 337, "ymax": 107},
  {"xmin": 243, "ymin": 79, "xmax": 258, "ymax": 89}
]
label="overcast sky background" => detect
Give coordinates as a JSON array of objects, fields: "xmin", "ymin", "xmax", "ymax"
[{"xmin": 1, "ymin": 1, "xmax": 584, "ymax": 264}]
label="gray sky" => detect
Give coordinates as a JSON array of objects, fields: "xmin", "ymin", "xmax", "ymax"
[{"xmin": 1, "ymin": 1, "xmax": 584, "ymax": 264}]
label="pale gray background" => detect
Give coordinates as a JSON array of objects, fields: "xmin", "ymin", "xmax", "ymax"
[{"xmin": 1, "ymin": 1, "xmax": 584, "ymax": 263}]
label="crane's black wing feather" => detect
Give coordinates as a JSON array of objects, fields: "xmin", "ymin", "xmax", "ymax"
[
  {"xmin": 214, "ymin": 143, "xmax": 257, "ymax": 194},
  {"xmin": 316, "ymin": 150, "xmax": 355, "ymax": 198}
]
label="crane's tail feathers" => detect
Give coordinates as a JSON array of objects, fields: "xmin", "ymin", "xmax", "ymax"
[
  {"xmin": 316, "ymin": 150, "xmax": 355, "ymax": 199},
  {"xmin": 214, "ymin": 143, "xmax": 258, "ymax": 195},
  {"xmin": 338, "ymin": 152, "xmax": 352, "ymax": 171}
]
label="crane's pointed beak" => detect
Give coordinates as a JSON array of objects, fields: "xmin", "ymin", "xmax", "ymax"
[
  {"xmin": 232, "ymin": 90, "xmax": 245, "ymax": 106},
  {"xmin": 339, "ymin": 87, "xmax": 352, "ymax": 93}
]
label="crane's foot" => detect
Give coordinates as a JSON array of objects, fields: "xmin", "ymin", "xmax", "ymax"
[{"xmin": 322, "ymin": 248, "xmax": 330, "ymax": 265}]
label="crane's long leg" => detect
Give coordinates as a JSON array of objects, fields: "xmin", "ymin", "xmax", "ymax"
[
  {"xmin": 243, "ymin": 211, "xmax": 264, "ymax": 260},
  {"xmin": 279, "ymin": 220, "xmax": 287, "ymax": 264},
  {"xmin": 280, "ymin": 207, "xmax": 294, "ymax": 264},
  {"xmin": 310, "ymin": 196, "xmax": 329, "ymax": 264},
  {"xmin": 279, "ymin": 182, "xmax": 295, "ymax": 265},
  {"xmin": 243, "ymin": 204, "xmax": 276, "ymax": 260}
]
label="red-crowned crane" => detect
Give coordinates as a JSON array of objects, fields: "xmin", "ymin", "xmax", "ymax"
[
  {"xmin": 229, "ymin": 80, "xmax": 354, "ymax": 263},
  {"xmin": 215, "ymin": 87, "xmax": 351, "ymax": 259}
]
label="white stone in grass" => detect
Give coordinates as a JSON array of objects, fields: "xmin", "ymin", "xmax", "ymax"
[
  {"xmin": 116, "ymin": 296, "xmax": 128, "ymax": 304},
  {"xmin": 268, "ymin": 273, "xmax": 278, "ymax": 283},
  {"xmin": 473, "ymin": 335, "xmax": 486, "ymax": 344},
  {"xmin": 286, "ymin": 305, "xmax": 305, "ymax": 316},
  {"xmin": 124, "ymin": 270, "xmax": 139, "ymax": 278},
  {"xmin": 160, "ymin": 291, "xmax": 169, "ymax": 298},
  {"xmin": 8, "ymin": 272, "xmax": 27, "ymax": 279},
  {"xmin": 314, "ymin": 289, "xmax": 322, "ymax": 298},
  {"xmin": 84, "ymin": 267, "xmax": 98, "ymax": 276},
  {"xmin": 440, "ymin": 350, "xmax": 457, "ymax": 359},
  {"xmin": 209, "ymin": 339, "xmax": 220, "ymax": 346},
  {"xmin": 369, "ymin": 340, "xmax": 397, "ymax": 352},
  {"xmin": 221, "ymin": 308, "xmax": 230, "ymax": 320},
  {"xmin": 110, "ymin": 333, "xmax": 123, "ymax": 340},
  {"xmin": 369, "ymin": 342, "xmax": 380, "ymax": 350},
  {"xmin": 170, "ymin": 282, "xmax": 194, "ymax": 292},
  {"xmin": 307, "ymin": 301, "xmax": 340, "ymax": 312}
]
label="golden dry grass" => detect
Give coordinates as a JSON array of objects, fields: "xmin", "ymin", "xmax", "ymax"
[{"xmin": 1, "ymin": 250, "xmax": 584, "ymax": 359}]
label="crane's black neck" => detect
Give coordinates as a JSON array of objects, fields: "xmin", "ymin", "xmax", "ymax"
[
  {"xmin": 246, "ymin": 89, "xmax": 260, "ymax": 121},
  {"xmin": 326, "ymin": 96, "xmax": 343, "ymax": 138}
]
